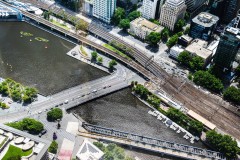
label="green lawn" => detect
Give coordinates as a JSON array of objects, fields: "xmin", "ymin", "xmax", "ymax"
[
  {"xmin": 2, "ymin": 145, "xmax": 32, "ymax": 160},
  {"xmin": 50, "ymin": 20, "xmax": 70, "ymax": 31},
  {"xmin": 103, "ymin": 44, "xmax": 131, "ymax": 60}
]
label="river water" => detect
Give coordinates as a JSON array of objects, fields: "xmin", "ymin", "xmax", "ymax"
[
  {"xmin": 69, "ymin": 88, "xmax": 206, "ymax": 149},
  {"xmin": 0, "ymin": 22, "xmax": 108, "ymax": 96}
]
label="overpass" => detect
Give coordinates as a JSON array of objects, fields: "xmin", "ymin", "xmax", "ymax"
[{"xmin": 81, "ymin": 122, "xmax": 225, "ymax": 160}]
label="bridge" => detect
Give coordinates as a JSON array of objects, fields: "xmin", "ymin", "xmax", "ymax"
[
  {"xmin": 0, "ymin": 70, "xmax": 128, "ymax": 123},
  {"xmin": 81, "ymin": 122, "xmax": 225, "ymax": 160}
]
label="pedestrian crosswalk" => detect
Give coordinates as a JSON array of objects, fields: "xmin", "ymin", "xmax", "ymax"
[{"xmin": 40, "ymin": 119, "xmax": 76, "ymax": 142}]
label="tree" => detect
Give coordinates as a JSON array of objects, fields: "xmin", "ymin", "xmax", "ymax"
[
  {"xmin": 112, "ymin": 7, "xmax": 125, "ymax": 25},
  {"xmin": 91, "ymin": 51, "xmax": 98, "ymax": 61},
  {"xmin": 184, "ymin": 26, "xmax": 190, "ymax": 35},
  {"xmin": 178, "ymin": 51, "xmax": 191, "ymax": 66},
  {"xmin": 47, "ymin": 108, "xmax": 63, "ymax": 121},
  {"xmin": 75, "ymin": 19, "xmax": 88, "ymax": 31},
  {"xmin": 127, "ymin": 10, "xmax": 141, "ymax": 21},
  {"xmin": 119, "ymin": 19, "xmax": 130, "ymax": 31},
  {"xmin": 145, "ymin": 32, "xmax": 161, "ymax": 46},
  {"xmin": 206, "ymin": 130, "xmax": 239, "ymax": 159},
  {"xmin": 189, "ymin": 56, "xmax": 204, "ymax": 71},
  {"xmin": 48, "ymin": 141, "xmax": 58, "ymax": 154},
  {"xmin": 22, "ymin": 118, "xmax": 44, "ymax": 134},
  {"xmin": 184, "ymin": 12, "xmax": 190, "ymax": 21},
  {"xmin": 174, "ymin": 19, "xmax": 185, "ymax": 32},
  {"xmin": 193, "ymin": 71, "xmax": 224, "ymax": 93},
  {"xmin": 97, "ymin": 56, "xmax": 103, "ymax": 64},
  {"xmin": 161, "ymin": 28, "xmax": 169, "ymax": 42},
  {"xmin": 108, "ymin": 60, "xmax": 117, "ymax": 71},
  {"xmin": 133, "ymin": 84, "xmax": 149, "ymax": 100},
  {"xmin": 149, "ymin": 18, "xmax": 160, "ymax": 25},
  {"xmin": 223, "ymin": 86, "xmax": 240, "ymax": 105},
  {"xmin": 166, "ymin": 34, "xmax": 179, "ymax": 48}
]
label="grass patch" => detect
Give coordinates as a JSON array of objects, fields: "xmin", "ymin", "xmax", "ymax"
[
  {"xmin": 2, "ymin": 145, "xmax": 32, "ymax": 160},
  {"xmin": 80, "ymin": 45, "xmax": 88, "ymax": 57},
  {"xmin": 103, "ymin": 43, "xmax": 131, "ymax": 60},
  {"xmin": 50, "ymin": 19, "xmax": 70, "ymax": 31},
  {"xmin": 0, "ymin": 137, "xmax": 7, "ymax": 148}
]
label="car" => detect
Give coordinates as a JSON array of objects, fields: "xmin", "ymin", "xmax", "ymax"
[
  {"xmin": 92, "ymin": 89, "xmax": 97, "ymax": 93},
  {"xmin": 103, "ymin": 86, "xmax": 106, "ymax": 89},
  {"xmin": 108, "ymin": 85, "xmax": 111, "ymax": 88},
  {"xmin": 87, "ymin": 92, "xmax": 90, "ymax": 95},
  {"xmin": 39, "ymin": 129, "xmax": 47, "ymax": 137},
  {"xmin": 55, "ymin": 104, "xmax": 59, "ymax": 107},
  {"xmin": 59, "ymin": 103, "xmax": 63, "ymax": 106},
  {"xmin": 38, "ymin": 111, "xmax": 42, "ymax": 114},
  {"xmin": 81, "ymin": 94, "xmax": 85, "ymax": 97},
  {"xmin": 64, "ymin": 100, "xmax": 69, "ymax": 104}
]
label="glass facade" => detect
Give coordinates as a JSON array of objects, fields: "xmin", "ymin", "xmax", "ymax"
[{"xmin": 214, "ymin": 30, "xmax": 240, "ymax": 69}]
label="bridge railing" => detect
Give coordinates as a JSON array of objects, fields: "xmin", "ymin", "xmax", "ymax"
[{"xmin": 82, "ymin": 122, "xmax": 225, "ymax": 160}]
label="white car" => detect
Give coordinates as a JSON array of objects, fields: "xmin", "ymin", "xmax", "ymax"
[{"xmin": 64, "ymin": 100, "xmax": 69, "ymax": 104}]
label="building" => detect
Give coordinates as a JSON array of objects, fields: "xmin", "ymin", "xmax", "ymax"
[
  {"xmin": 141, "ymin": 0, "xmax": 159, "ymax": 19},
  {"xmin": 93, "ymin": 0, "xmax": 116, "ymax": 23},
  {"xmin": 0, "ymin": 124, "xmax": 50, "ymax": 160},
  {"xmin": 214, "ymin": 27, "xmax": 240, "ymax": 70},
  {"xmin": 178, "ymin": 35, "xmax": 193, "ymax": 47},
  {"xmin": 159, "ymin": 0, "xmax": 187, "ymax": 31},
  {"xmin": 169, "ymin": 45, "xmax": 184, "ymax": 59},
  {"xmin": 76, "ymin": 139, "xmax": 104, "ymax": 160},
  {"xmin": 189, "ymin": 12, "xmax": 219, "ymax": 41},
  {"xmin": 83, "ymin": 0, "xmax": 93, "ymax": 16},
  {"xmin": 185, "ymin": 0, "xmax": 208, "ymax": 16},
  {"xmin": 222, "ymin": 0, "xmax": 240, "ymax": 24},
  {"xmin": 185, "ymin": 39, "xmax": 213, "ymax": 66},
  {"xmin": 0, "ymin": 1, "xmax": 22, "ymax": 21},
  {"xmin": 130, "ymin": 17, "xmax": 164, "ymax": 39}
]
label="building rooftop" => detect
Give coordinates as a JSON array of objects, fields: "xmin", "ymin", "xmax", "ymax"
[
  {"xmin": 185, "ymin": 39, "xmax": 212, "ymax": 59},
  {"xmin": 0, "ymin": 124, "xmax": 50, "ymax": 160},
  {"xmin": 179, "ymin": 35, "xmax": 193, "ymax": 42},
  {"xmin": 171, "ymin": 45, "xmax": 184, "ymax": 52},
  {"xmin": 131, "ymin": 17, "xmax": 164, "ymax": 33},
  {"xmin": 192, "ymin": 12, "xmax": 219, "ymax": 28},
  {"xmin": 76, "ymin": 139, "xmax": 104, "ymax": 160}
]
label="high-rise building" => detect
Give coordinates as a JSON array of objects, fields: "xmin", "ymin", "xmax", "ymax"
[
  {"xmin": 214, "ymin": 27, "xmax": 240, "ymax": 70},
  {"xmin": 141, "ymin": 0, "xmax": 159, "ymax": 19},
  {"xmin": 159, "ymin": 0, "xmax": 186, "ymax": 31},
  {"xmin": 222, "ymin": 0, "xmax": 240, "ymax": 24},
  {"xmin": 83, "ymin": 0, "xmax": 93, "ymax": 16},
  {"xmin": 93, "ymin": 0, "xmax": 116, "ymax": 24},
  {"xmin": 185, "ymin": 0, "xmax": 207, "ymax": 15},
  {"xmin": 189, "ymin": 12, "xmax": 219, "ymax": 41}
]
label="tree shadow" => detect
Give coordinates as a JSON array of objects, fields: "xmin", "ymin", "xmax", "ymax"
[{"xmin": 145, "ymin": 45, "xmax": 159, "ymax": 53}]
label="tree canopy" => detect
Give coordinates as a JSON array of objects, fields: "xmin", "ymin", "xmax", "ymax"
[
  {"xmin": 119, "ymin": 19, "xmax": 130, "ymax": 31},
  {"xmin": 108, "ymin": 60, "xmax": 117, "ymax": 71},
  {"xmin": 91, "ymin": 51, "xmax": 98, "ymax": 61},
  {"xmin": 145, "ymin": 32, "xmax": 161, "ymax": 46},
  {"xmin": 206, "ymin": 130, "xmax": 239, "ymax": 159},
  {"xmin": 189, "ymin": 56, "xmax": 204, "ymax": 71},
  {"xmin": 47, "ymin": 108, "xmax": 63, "ymax": 121},
  {"xmin": 174, "ymin": 19, "xmax": 185, "ymax": 32},
  {"xmin": 161, "ymin": 28, "xmax": 170, "ymax": 42},
  {"xmin": 112, "ymin": 7, "xmax": 125, "ymax": 25},
  {"xmin": 178, "ymin": 51, "xmax": 191, "ymax": 66},
  {"xmin": 127, "ymin": 10, "xmax": 141, "ymax": 21},
  {"xmin": 6, "ymin": 118, "xmax": 44, "ymax": 134},
  {"xmin": 75, "ymin": 19, "xmax": 88, "ymax": 31},
  {"xmin": 48, "ymin": 141, "xmax": 58, "ymax": 154},
  {"xmin": 166, "ymin": 34, "xmax": 179, "ymax": 48},
  {"xmin": 223, "ymin": 86, "xmax": 240, "ymax": 105},
  {"xmin": 193, "ymin": 71, "xmax": 223, "ymax": 93}
]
